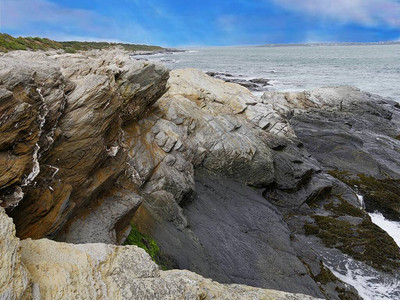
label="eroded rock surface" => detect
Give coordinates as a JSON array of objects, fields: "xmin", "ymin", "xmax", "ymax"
[
  {"xmin": 0, "ymin": 208, "xmax": 30, "ymax": 299},
  {"xmin": 0, "ymin": 49, "xmax": 168, "ymax": 240},
  {"xmin": 121, "ymin": 70, "xmax": 364, "ymax": 299}
]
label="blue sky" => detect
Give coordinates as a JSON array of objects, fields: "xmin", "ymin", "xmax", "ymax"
[{"xmin": 1, "ymin": 0, "xmax": 400, "ymax": 46}]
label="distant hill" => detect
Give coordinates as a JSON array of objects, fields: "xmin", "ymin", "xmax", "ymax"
[{"xmin": 0, "ymin": 33, "xmax": 165, "ymax": 53}]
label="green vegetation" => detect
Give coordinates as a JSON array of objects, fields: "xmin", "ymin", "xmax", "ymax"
[
  {"xmin": 303, "ymin": 170, "xmax": 400, "ymax": 273},
  {"xmin": 335, "ymin": 287, "xmax": 360, "ymax": 300},
  {"xmin": 124, "ymin": 224, "xmax": 174, "ymax": 270},
  {"xmin": 0, "ymin": 33, "xmax": 164, "ymax": 53},
  {"xmin": 324, "ymin": 195, "xmax": 365, "ymax": 218},
  {"xmin": 304, "ymin": 215, "xmax": 400, "ymax": 272},
  {"xmin": 328, "ymin": 170, "xmax": 400, "ymax": 221},
  {"xmin": 314, "ymin": 261, "xmax": 337, "ymax": 285}
]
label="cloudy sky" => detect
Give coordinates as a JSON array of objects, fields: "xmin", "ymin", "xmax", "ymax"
[{"xmin": 1, "ymin": 0, "xmax": 400, "ymax": 46}]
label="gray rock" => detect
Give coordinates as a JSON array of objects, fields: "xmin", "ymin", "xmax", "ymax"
[{"xmin": 262, "ymin": 86, "xmax": 400, "ymax": 220}]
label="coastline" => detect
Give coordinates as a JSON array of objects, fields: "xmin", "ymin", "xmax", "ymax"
[{"xmin": 140, "ymin": 44, "xmax": 400, "ymax": 103}]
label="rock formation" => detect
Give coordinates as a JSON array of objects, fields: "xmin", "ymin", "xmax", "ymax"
[
  {"xmin": 0, "ymin": 49, "xmax": 168, "ymax": 241},
  {"xmin": 0, "ymin": 207, "xmax": 320, "ymax": 300},
  {"xmin": 262, "ymin": 87, "xmax": 400, "ymax": 221},
  {"xmin": 1, "ymin": 49, "xmax": 399, "ymax": 299}
]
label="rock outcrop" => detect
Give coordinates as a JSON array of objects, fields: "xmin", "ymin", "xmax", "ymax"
[
  {"xmin": 0, "ymin": 207, "xmax": 320, "ymax": 300},
  {"xmin": 262, "ymin": 86, "xmax": 400, "ymax": 221},
  {"xmin": 0, "ymin": 49, "xmax": 169, "ymax": 241},
  {"xmin": 0, "ymin": 207, "xmax": 29, "ymax": 299}
]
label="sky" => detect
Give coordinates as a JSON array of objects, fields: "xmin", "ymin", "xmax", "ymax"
[{"xmin": 1, "ymin": 0, "xmax": 400, "ymax": 46}]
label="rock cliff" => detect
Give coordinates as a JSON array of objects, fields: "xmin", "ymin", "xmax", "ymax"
[
  {"xmin": 0, "ymin": 49, "xmax": 168, "ymax": 240},
  {"xmin": 1, "ymin": 49, "xmax": 399, "ymax": 299}
]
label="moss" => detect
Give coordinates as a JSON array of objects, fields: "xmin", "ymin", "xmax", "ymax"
[
  {"xmin": 324, "ymin": 195, "xmax": 365, "ymax": 218},
  {"xmin": 304, "ymin": 223, "xmax": 319, "ymax": 235},
  {"xmin": 315, "ymin": 261, "xmax": 338, "ymax": 285},
  {"xmin": 124, "ymin": 224, "xmax": 174, "ymax": 270},
  {"xmin": 304, "ymin": 215, "xmax": 400, "ymax": 272},
  {"xmin": 328, "ymin": 170, "xmax": 400, "ymax": 221},
  {"xmin": 303, "ymin": 259, "xmax": 360, "ymax": 300},
  {"xmin": 335, "ymin": 287, "xmax": 360, "ymax": 300}
]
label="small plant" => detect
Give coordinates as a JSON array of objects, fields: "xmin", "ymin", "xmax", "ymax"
[{"xmin": 124, "ymin": 224, "xmax": 175, "ymax": 270}]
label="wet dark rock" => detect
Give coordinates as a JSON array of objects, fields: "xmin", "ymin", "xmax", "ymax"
[
  {"xmin": 137, "ymin": 170, "xmax": 326, "ymax": 298},
  {"xmin": 206, "ymin": 71, "xmax": 271, "ymax": 92},
  {"xmin": 263, "ymin": 87, "xmax": 400, "ymax": 221}
]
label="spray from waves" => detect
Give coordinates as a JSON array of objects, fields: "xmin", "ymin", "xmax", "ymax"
[
  {"xmin": 315, "ymin": 249, "xmax": 400, "ymax": 300},
  {"xmin": 329, "ymin": 257, "xmax": 400, "ymax": 300},
  {"xmin": 356, "ymin": 194, "xmax": 400, "ymax": 247}
]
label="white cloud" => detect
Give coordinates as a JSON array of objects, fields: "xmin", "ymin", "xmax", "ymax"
[
  {"xmin": 271, "ymin": 0, "xmax": 400, "ymax": 27},
  {"xmin": 0, "ymin": 0, "xmax": 151, "ymax": 43},
  {"xmin": 1, "ymin": 0, "xmax": 98, "ymax": 30}
]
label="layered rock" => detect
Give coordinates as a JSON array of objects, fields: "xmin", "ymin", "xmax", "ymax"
[
  {"xmin": 109, "ymin": 69, "xmax": 363, "ymax": 299},
  {"xmin": 0, "ymin": 49, "xmax": 169, "ymax": 240},
  {"xmin": 262, "ymin": 87, "xmax": 400, "ymax": 297}
]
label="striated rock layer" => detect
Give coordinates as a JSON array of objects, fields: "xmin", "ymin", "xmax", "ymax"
[{"xmin": 0, "ymin": 49, "xmax": 169, "ymax": 240}]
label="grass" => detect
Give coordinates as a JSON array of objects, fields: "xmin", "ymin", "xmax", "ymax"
[
  {"xmin": 0, "ymin": 33, "xmax": 164, "ymax": 53},
  {"xmin": 124, "ymin": 224, "xmax": 174, "ymax": 270}
]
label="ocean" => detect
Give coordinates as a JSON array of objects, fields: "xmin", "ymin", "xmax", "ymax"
[{"xmin": 143, "ymin": 44, "xmax": 400, "ymax": 102}]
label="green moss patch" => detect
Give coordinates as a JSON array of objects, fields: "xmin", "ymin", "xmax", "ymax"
[
  {"xmin": 124, "ymin": 224, "xmax": 174, "ymax": 270},
  {"xmin": 328, "ymin": 170, "xmax": 400, "ymax": 221},
  {"xmin": 314, "ymin": 261, "xmax": 338, "ymax": 285},
  {"xmin": 305, "ymin": 215, "xmax": 400, "ymax": 272},
  {"xmin": 335, "ymin": 287, "xmax": 360, "ymax": 300},
  {"xmin": 324, "ymin": 195, "xmax": 365, "ymax": 218}
]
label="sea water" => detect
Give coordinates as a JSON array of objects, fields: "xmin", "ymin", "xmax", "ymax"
[{"xmin": 146, "ymin": 44, "xmax": 400, "ymax": 102}]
